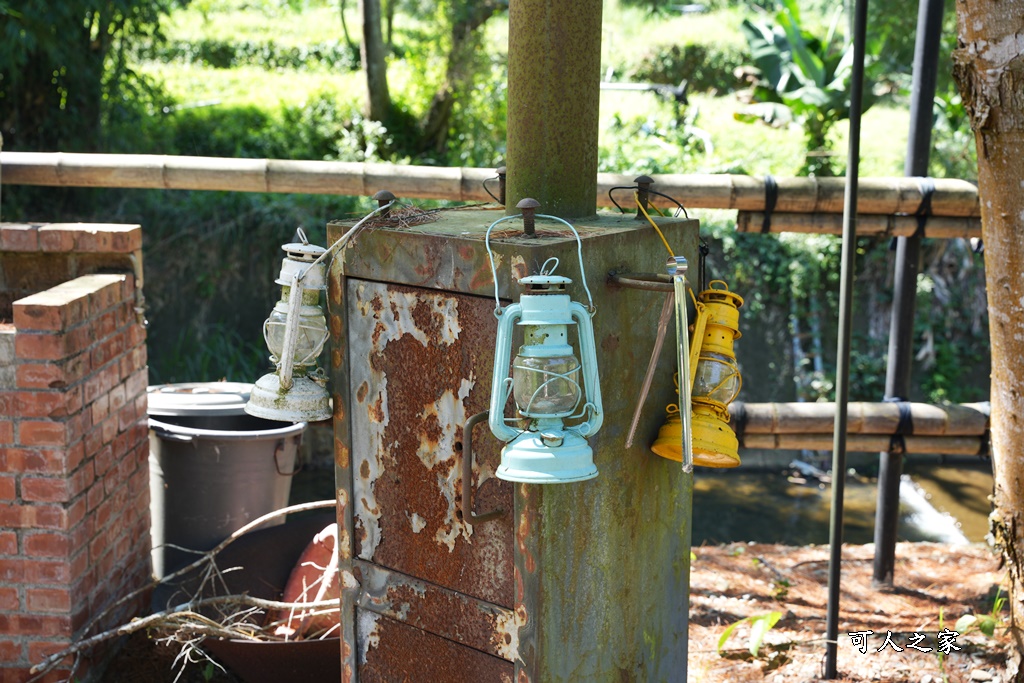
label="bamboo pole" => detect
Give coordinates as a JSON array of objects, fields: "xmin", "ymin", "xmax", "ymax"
[
  {"xmin": 736, "ymin": 211, "xmax": 982, "ymax": 239},
  {"xmin": 731, "ymin": 401, "xmax": 990, "ymax": 436},
  {"xmin": 740, "ymin": 432, "xmax": 985, "ymax": 455},
  {"xmin": 0, "ymin": 152, "xmax": 981, "ymax": 217}
]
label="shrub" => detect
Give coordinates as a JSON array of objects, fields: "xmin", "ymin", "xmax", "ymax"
[{"xmin": 628, "ymin": 42, "xmax": 746, "ymax": 94}]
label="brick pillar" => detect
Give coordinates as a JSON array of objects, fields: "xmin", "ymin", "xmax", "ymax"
[{"xmin": 0, "ymin": 271, "xmax": 150, "ymax": 682}]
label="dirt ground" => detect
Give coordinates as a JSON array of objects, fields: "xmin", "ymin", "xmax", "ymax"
[
  {"xmin": 97, "ymin": 542, "xmax": 1010, "ymax": 682},
  {"xmin": 689, "ymin": 542, "xmax": 1012, "ymax": 683}
]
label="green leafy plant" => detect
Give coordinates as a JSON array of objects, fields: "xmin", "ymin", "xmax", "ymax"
[
  {"xmin": 955, "ymin": 587, "xmax": 1007, "ymax": 638},
  {"xmin": 717, "ymin": 611, "xmax": 783, "ymax": 657},
  {"xmin": 736, "ymin": 0, "xmax": 878, "ymax": 175}
]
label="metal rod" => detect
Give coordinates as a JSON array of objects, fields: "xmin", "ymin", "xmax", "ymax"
[
  {"xmin": 825, "ymin": 0, "xmax": 869, "ymax": 675},
  {"xmin": 873, "ymin": 0, "xmax": 945, "ymax": 588},
  {"xmin": 669, "ymin": 257, "xmax": 694, "ymax": 474}
]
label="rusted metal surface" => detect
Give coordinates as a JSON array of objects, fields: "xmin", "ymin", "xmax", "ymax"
[
  {"xmin": 331, "ymin": 209, "xmax": 699, "ymax": 682},
  {"xmin": 354, "ymin": 559, "xmax": 516, "ymax": 660},
  {"xmin": 506, "ymin": 0, "xmax": 604, "ymax": 218},
  {"xmin": 327, "ymin": 253, "xmax": 359, "ymax": 682},
  {"xmin": 347, "ymin": 279, "xmax": 514, "ymax": 607},
  {"xmin": 357, "ymin": 609, "xmax": 514, "ymax": 682}
]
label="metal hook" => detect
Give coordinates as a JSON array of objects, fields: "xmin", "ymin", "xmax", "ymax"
[{"xmin": 461, "ymin": 411, "xmax": 503, "ymax": 525}]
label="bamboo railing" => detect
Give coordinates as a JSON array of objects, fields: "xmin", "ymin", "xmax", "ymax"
[
  {"xmin": 730, "ymin": 401, "xmax": 990, "ymax": 456},
  {"xmin": 0, "ymin": 152, "xmax": 981, "ymax": 218},
  {"xmin": 736, "ymin": 211, "xmax": 982, "ymax": 239}
]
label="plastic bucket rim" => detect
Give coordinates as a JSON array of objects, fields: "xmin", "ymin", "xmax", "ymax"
[{"xmin": 149, "ymin": 416, "xmax": 307, "ymax": 442}]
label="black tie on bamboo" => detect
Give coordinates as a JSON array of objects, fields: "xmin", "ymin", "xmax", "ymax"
[
  {"xmin": 883, "ymin": 397, "xmax": 914, "ymax": 455},
  {"xmin": 890, "ymin": 177, "xmax": 935, "ymax": 250},
  {"xmin": 760, "ymin": 174, "xmax": 778, "ymax": 234},
  {"xmin": 730, "ymin": 401, "xmax": 748, "ymax": 448}
]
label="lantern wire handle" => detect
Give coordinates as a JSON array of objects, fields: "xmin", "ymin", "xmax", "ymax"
[
  {"xmin": 484, "ymin": 213, "xmax": 596, "ymax": 316},
  {"xmin": 272, "ymin": 200, "xmax": 395, "ymax": 391}
]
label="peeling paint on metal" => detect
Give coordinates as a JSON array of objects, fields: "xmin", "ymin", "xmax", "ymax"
[
  {"xmin": 493, "ymin": 604, "xmax": 519, "ymax": 661},
  {"xmin": 410, "ymin": 513, "xmax": 426, "ymax": 534},
  {"xmin": 357, "ymin": 609, "xmax": 381, "ymax": 666},
  {"xmin": 510, "ymin": 255, "xmax": 528, "ymax": 283}
]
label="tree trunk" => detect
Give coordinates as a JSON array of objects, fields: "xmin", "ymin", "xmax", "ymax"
[
  {"xmin": 419, "ymin": 2, "xmax": 502, "ymax": 155},
  {"xmin": 339, "ymin": 0, "xmax": 356, "ymax": 55},
  {"xmin": 952, "ymin": 1, "xmax": 1024, "ymax": 677},
  {"xmin": 359, "ymin": 0, "xmax": 391, "ymax": 122}
]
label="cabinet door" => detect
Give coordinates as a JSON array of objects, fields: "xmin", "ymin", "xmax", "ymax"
[{"xmin": 347, "ymin": 279, "xmax": 515, "ymax": 680}]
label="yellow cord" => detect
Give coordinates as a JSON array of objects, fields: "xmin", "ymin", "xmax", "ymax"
[{"xmin": 635, "ymin": 192, "xmax": 676, "ymax": 259}]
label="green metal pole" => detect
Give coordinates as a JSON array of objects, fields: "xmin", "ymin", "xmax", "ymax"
[{"xmin": 506, "ymin": 0, "xmax": 604, "ymax": 219}]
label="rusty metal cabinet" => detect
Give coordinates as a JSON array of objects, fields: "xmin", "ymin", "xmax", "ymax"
[{"xmin": 328, "ymin": 210, "xmax": 697, "ymax": 682}]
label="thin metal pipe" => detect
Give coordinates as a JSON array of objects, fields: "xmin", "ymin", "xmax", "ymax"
[
  {"xmin": 873, "ymin": 0, "xmax": 945, "ymax": 588},
  {"xmin": 825, "ymin": 0, "xmax": 869, "ymax": 675},
  {"xmin": 669, "ymin": 257, "xmax": 694, "ymax": 474}
]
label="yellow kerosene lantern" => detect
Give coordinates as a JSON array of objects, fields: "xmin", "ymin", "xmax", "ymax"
[{"xmin": 652, "ymin": 280, "xmax": 744, "ymax": 467}]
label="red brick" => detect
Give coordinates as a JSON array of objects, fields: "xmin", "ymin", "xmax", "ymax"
[
  {"xmin": 107, "ymin": 383, "xmax": 126, "ymax": 414},
  {"xmin": 0, "ymin": 639, "xmax": 24, "ymax": 663},
  {"xmin": 17, "ymin": 421, "xmax": 67, "ymax": 447},
  {"xmin": 15, "ymin": 356, "xmax": 90, "ymax": 390},
  {"xmin": 63, "ymin": 325, "xmax": 94, "ymax": 358},
  {"xmin": 0, "ymin": 559, "xmax": 24, "ymax": 582},
  {"xmin": 125, "ymin": 369, "xmax": 147, "ymax": 400},
  {"xmin": 24, "ymin": 560, "xmax": 70, "ymax": 585},
  {"xmin": 1, "ymin": 449, "xmax": 64, "ymax": 475},
  {"xmin": 88, "ymin": 279, "xmax": 124, "ymax": 316},
  {"xmin": 0, "ymin": 614, "xmax": 71, "ymax": 637},
  {"xmin": 0, "ymin": 532, "xmax": 16, "ymax": 555},
  {"xmin": 67, "ymin": 465, "xmax": 94, "ymax": 499},
  {"xmin": 0, "ymin": 587, "xmax": 19, "ymax": 611},
  {"xmin": 26, "ymin": 588, "xmax": 71, "ymax": 613},
  {"xmin": 0, "ymin": 420, "xmax": 12, "ymax": 445},
  {"xmin": 0, "ymin": 504, "xmax": 65, "ymax": 530},
  {"xmin": 66, "ymin": 497, "xmax": 86, "ymax": 529},
  {"xmin": 12, "ymin": 297, "xmax": 89, "ymax": 333},
  {"xmin": 0, "ymin": 223, "xmax": 39, "ymax": 251},
  {"xmin": 89, "ymin": 394, "xmax": 109, "ymax": 425},
  {"xmin": 24, "ymin": 533, "xmax": 69, "ymax": 559},
  {"xmin": 13, "ymin": 333, "xmax": 68, "ymax": 361},
  {"xmin": 71, "ymin": 225, "xmax": 141, "ymax": 253},
  {"xmin": 35, "ymin": 226, "xmax": 76, "ymax": 252},
  {"xmin": 117, "ymin": 403, "xmax": 137, "ymax": 432},
  {"xmin": 91, "ymin": 310, "xmax": 117, "ymax": 342},
  {"xmin": 128, "ymin": 324, "xmax": 146, "ymax": 348},
  {"xmin": 0, "ymin": 477, "xmax": 14, "ymax": 502},
  {"xmin": 86, "ymin": 481, "xmax": 104, "ymax": 513},
  {"xmin": 10, "ymin": 391, "xmax": 68, "ymax": 419},
  {"xmin": 21, "ymin": 478, "xmax": 69, "ymax": 504},
  {"xmin": 64, "ymin": 442, "xmax": 85, "ymax": 473}
]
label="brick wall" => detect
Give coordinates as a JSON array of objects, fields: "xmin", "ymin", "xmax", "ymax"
[{"xmin": 0, "ymin": 224, "xmax": 149, "ymax": 682}]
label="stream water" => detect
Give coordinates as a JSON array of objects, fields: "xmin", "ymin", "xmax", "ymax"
[{"xmin": 693, "ymin": 461, "xmax": 993, "ymax": 546}]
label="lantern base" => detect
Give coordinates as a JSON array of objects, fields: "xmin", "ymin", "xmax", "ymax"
[
  {"xmin": 650, "ymin": 410, "xmax": 740, "ymax": 468},
  {"xmin": 246, "ymin": 371, "xmax": 331, "ymax": 423},
  {"xmin": 496, "ymin": 430, "xmax": 598, "ymax": 483}
]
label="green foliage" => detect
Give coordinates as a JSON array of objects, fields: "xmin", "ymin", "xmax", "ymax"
[
  {"xmin": 629, "ymin": 42, "xmax": 746, "ymax": 94},
  {"xmin": 955, "ymin": 587, "xmax": 1006, "ymax": 639},
  {"xmin": 0, "ymin": 0, "xmax": 173, "ymax": 151},
  {"xmin": 135, "ymin": 38, "xmax": 360, "ymax": 71},
  {"xmin": 930, "ymin": 88, "xmax": 978, "ymax": 181},
  {"xmin": 717, "ymin": 611, "xmax": 783, "ymax": 656},
  {"xmin": 598, "ymin": 106, "xmax": 712, "ymax": 175},
  {"xmin": 736, "ymin": 0, "xmax": 878, "ymax": 175}
]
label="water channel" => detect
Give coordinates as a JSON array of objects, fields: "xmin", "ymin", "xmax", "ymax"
[{"xmin": 693, "ymin": 459, "xmax": 993, "ymax": 546}]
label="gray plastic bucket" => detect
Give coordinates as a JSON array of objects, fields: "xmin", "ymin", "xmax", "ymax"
[{"xmin": 148, "ymin": 383, "xmax": 306, "ymax": 578}]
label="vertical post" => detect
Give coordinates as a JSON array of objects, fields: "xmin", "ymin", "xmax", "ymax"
[
  {"xmin": 505, "ymin": 0, "xmax": 603, "ymax": 219},
  {"xmin": 872, "ymin": 0, "xmax": 945, "ymax": 588},
  {"xmin": 824, "ymin": 0, "xmax": 869, "ymax": 675}
]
